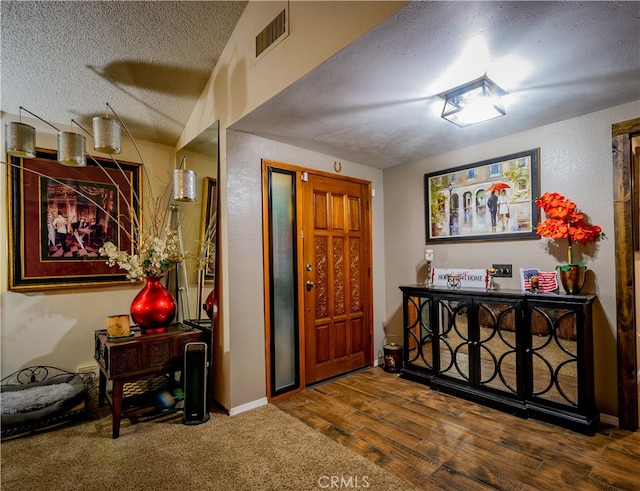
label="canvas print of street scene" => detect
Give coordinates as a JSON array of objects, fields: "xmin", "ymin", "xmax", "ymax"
[{"xmin": 425, "ymin": 149, "xmax": 539, "ymax": 242}]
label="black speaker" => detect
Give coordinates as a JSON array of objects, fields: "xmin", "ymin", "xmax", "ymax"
[{"xmin": 182, "ymin": 342, "xmax": 210, "ymax": 425}]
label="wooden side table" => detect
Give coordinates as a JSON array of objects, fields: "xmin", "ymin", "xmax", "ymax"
[{"xmin": 94, "ymin": 324, "xmax": 203, "ymax": 438}]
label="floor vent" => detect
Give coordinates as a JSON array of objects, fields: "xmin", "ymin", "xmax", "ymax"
[{"xmin": 256, "ymin": 9, "xmax": 287, "ymax": 58}]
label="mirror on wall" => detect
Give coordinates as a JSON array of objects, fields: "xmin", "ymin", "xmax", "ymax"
[{"xmin": 168, "ymin": 121, "xmax": 219, "ymax": 326}]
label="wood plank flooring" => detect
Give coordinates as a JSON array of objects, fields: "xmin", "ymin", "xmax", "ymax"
[{"xmin": 275, "ymin": 367, "xmax": 640, "ymax": 490}]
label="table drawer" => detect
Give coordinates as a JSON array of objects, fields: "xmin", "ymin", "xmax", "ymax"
[{"xmin": 95, "ymin": 325, "xmax": 203, "ymax": 379}]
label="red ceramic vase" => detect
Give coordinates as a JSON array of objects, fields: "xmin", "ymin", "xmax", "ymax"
[
  {"xmin": 130, "ymin": 276, "xmax": 176, "ymax": 333},
  {"xmin": 203, "ymin": 289, "xmax": 216, "ymax": 321}
]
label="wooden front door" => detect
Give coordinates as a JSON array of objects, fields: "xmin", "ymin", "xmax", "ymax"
[{"xmin": 302, "ymin": 173, "xmax": 372, "ymax": 384}]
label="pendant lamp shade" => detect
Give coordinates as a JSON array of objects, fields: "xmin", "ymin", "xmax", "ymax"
[
  {"xmin": 5, "ymin": 121, "xmax": 36, "ymax": 158},
  {"xmin": 57, "ymin": 131, "xmax": 86, "ymax": 167},
  {"xmin": 92, "ymin": 117, "xmax": 121, "ymax": 154},
  {"xmin": 173, "ymin": 169, "xmax": 197, "ymax": 202}
]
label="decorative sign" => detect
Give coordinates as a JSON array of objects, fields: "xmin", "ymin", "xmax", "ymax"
[{"xmin": 431, "ymin": 268, "xmax": 489, "ymax": 289}]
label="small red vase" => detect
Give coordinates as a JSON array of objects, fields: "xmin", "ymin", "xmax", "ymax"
[{"xmin": 130, "ymin": 276, "xmax": 176, "ymax": 333}]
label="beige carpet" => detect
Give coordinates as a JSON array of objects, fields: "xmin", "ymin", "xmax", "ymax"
[{"xmin": 1, "ymin": 400, "xmax": 412, "ymax": 491}]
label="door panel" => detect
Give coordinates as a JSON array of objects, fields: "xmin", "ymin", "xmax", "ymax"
[
  {"xmin": 304, "ymin": 174, "xmax": 371, "ymax": 384},
  {"xmin": 263, "ymin": 160, "xmax": 373, "ymax": 397}
]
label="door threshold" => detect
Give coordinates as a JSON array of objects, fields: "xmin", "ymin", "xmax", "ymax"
[{"xmin": 307, "ymin": 366, "xmax": 371, "ymax": 390}]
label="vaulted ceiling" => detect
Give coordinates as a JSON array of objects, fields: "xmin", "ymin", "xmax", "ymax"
[
  {"xmin": 1, "ymin": 1, "xmax": 247, "ymax": 146},
  {"xmin": 2, "ymin": 1, "xmax": 639, "ymax": 169}
]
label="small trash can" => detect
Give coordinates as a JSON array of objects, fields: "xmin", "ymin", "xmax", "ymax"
[{"xmin": 383, "ymin": 336, "xmax": 403, "ymax": 373}]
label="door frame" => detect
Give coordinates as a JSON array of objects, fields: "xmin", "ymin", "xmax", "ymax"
[
  {"xmin": 612, "ymin": 118, "xmax": 639, "ymax": 430},
  {"xmin": 261, "ymin": 159, "xmax": 374, "ymax": 402}
]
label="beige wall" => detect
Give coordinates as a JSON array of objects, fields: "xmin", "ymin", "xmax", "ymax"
[
  {"xmin": 383, "ymin": 101, "xmax": 640, "ymax": 417},
  {"xmin": 0, "ymin": 1, "xmax": 405, "ymax": 403},
  {"xmin": 224, "ymin": 129, "xmax": 386, "ymax": 411},
  {"xmin": 2, "ymin": 1, "xmax": 636, "ymax": 422},
  {"xmin": 223, "ymin": 102, "xmax": 639, "ymax": 417},
  {"xmin": 178, "ymin": 1, "xmax": 409, "ymax": 151},
  {"xmin": 176, "ymin": 1, "xmax": 408, "ymax": 412},
  {"xmin": 0, "ymin": 119, "xmax": 176, "ymax": 374}
]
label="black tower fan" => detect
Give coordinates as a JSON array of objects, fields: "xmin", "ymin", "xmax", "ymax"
[{"xmin": 182, "ymin": 342, "xmax": 210, "ymax": 425}]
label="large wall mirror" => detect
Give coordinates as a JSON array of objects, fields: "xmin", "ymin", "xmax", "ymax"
[{"xmin": 169, "ymin": 121, "xmax": 219, "ymax": 328}]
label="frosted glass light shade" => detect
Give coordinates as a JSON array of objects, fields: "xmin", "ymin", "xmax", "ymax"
[
  {"xmin": 92, "ymin": 117, "xmax": 121, "ymax": 154},
  {"xmin": 5, "ymin": 121, "xmax": 36, "ymax": 158},
  {"xmin": 441, "ymin": 76, "xmax": 506, "ymax": 127},
  {"xmin": 173, "ymin": 169, "xmax": 197, "ymax": 202},
  {"xmin": 57, "ymin": 131, "xmax": 86, "ymax": 167}
]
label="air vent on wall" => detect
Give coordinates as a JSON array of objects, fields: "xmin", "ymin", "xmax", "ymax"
[{"xmin": 256, "ymin": 9, "xmax": 287, "ymax": 58}]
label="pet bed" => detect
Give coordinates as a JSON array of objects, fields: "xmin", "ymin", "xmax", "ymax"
[{"xmin": 1, "ymin": 366, "xmax": 91, "ymax": 440}]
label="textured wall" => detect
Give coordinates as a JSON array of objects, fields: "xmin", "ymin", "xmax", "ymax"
[
  {"xmin": 225, "ymin": 129, "xmax": 386, "ymax": 410},
  {"xmin": 0, "ymin": 125, "xmax": 177, "ymax": 375},
  {"xmin": 383, "ymin": 101, "xmax": 640, "ymax": 417}
]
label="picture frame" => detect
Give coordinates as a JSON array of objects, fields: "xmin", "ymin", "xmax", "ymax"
[
  {"xmin": 424, "ymin": 148, "xmax": 540, "ymax": 243},
  {"xmin": 199, "ymin": 176, "xmax": 218, "ymax": 278},
  {"xmin": 7, "ymin": 148, "xmax": 142, "ymax": 290}
]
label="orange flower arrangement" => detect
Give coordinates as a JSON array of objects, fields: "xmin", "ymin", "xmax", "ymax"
[{"xmin": 535, "ymin": 192, "xmax": 605, "ymax": 267}]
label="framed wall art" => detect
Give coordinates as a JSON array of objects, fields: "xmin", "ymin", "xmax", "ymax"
[
  {"xmin": 7, "ymin": 148, "xmax": 142, "ymax": 290},
  {"xmin": 424, "ymin": 148, "xmax": 540, "ymax": 243},
  {"xmin": 199, "ymin": 176, "xmax": 218, "ymax": 278}
]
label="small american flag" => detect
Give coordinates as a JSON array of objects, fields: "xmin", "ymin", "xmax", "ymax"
[
  {"xmin": 521, "ymin": 268, "xmax": 558, "ymax": 292},
  {"xmin": 521, "ymin": 268, "xmax": 539, "ymax": 290},
  {"xmin": 537, "ymin": 271, "xmax": 558, "ymax": 291}
]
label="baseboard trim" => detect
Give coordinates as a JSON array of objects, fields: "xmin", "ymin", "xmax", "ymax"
[
  {"xmin": 600, "ymin": 412, "xmax": 618, "ymax": 427},
  {"xmin": 229, "ymin": 397, "xmax": 268, "ymax": 416}
]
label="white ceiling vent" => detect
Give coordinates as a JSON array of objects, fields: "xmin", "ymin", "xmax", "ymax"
[{"xmin": 255, "ymin": 8, "xmax": 288, "ymax": 60}]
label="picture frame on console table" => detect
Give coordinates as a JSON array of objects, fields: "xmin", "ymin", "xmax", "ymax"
[
  {"xmin": 424, "ymin": 148, "xmax": 540, "ymax": 243},
  {"xmin": 7, "ymin": 148, "xmax": 142, "ymax": 291}
]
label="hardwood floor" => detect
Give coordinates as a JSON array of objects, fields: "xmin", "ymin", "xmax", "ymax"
[{"xmin": 275, "ymin": 367, "xmax": 640, "ymax": 490}]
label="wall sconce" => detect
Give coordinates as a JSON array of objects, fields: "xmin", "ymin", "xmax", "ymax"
[{"xmin": 440, "ymin": 75, "xmax": 506, "ymax": 127}]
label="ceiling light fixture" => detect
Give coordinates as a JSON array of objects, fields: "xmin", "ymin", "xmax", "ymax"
[{"xmin": 440, "ymin": 75, "xmax": 506, "ymax": 127}]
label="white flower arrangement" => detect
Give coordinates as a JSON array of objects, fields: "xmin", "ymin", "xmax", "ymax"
[
  {"xmin": 99, "ymin": 229, "xmax": 183, "ymax": 281},
  {"xmin": 97, "ymin": 171, "xmax": 188, "ymax": 281}
]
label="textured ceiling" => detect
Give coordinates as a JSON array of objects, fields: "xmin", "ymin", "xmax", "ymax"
[
  {"xmin": 1, "ymin": 1, "xmax": 247, "ymax": 146},
  {"xmin": 232, "ymin": 1, "xmax": 640, "ymax": 169},
  {"xmin": 2, "ymin": 1, "xmax": 639, "ymax": 169}
]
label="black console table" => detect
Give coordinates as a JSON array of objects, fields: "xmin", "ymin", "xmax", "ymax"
[{"xmin": 399, "ymin": 285, "xmax": 599, "ymax": 434}]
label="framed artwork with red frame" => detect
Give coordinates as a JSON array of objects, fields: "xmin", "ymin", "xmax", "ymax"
[{"xmin": 7, "ymin": 148, "xmax": 142, "ymax": 290}]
